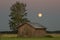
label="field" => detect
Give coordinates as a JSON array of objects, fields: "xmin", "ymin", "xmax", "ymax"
[
  {"xmin": 0, "ymin": 34, "xmax": 60, "ymax": 40},
  {"xmin": 0, "ymin": 37, "xmax": 60, "ymax": 40}
]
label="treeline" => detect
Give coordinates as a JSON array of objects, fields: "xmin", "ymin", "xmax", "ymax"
[
  {"xmin": 0, "ymin": 31, "xmax": 60, "ymax": 34},
  {"xmin": 47, "ymin": 31, "xmax": 60, "ymax": 34},
  {"xmin": 0, "ymin": 31, "xmax": 17, "ymax": 34}
]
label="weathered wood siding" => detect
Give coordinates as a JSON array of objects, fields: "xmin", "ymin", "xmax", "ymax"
[{"xmin": 17, "ymin": 23, "xmax": 46, "ymax": 37}]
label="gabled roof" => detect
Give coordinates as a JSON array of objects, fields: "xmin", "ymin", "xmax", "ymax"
[
  {"xmin": 27, "ymin": 22, "xmax": 46, "ymax": 29},
  {"xmin": 17, "ymin": 22, "xmax": 46, "ymax": 29}
]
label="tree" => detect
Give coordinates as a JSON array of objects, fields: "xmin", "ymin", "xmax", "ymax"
[{"xmin": 9, "ymin": 1, "xmax": 29, "ymax": 31}]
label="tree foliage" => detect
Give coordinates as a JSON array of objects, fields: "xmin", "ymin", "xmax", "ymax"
[{"xmin": 9, "ymin": 1, "xmax": 29, "ymax": 31}]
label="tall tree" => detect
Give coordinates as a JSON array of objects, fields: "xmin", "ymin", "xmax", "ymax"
[{"xmin": 9, "ymin": 1, "xmax": 29, "ymax": 31}]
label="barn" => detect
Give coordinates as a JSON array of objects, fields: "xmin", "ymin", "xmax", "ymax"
[{"xmin": 17, "ymin": 22, "xmax": 47, "ymax": 37}]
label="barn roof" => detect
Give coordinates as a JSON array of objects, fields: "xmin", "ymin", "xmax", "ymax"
[
  {"xmin": 27, "ymin": 22, "xmax": 46, "ymax": 28},
  {"xmin": 17, "ymin": 22, "xmax": 46, "ymax": 29}
]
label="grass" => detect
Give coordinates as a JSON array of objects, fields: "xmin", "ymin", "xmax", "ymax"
[
  {"xmin": 0, "ymin": 37, "xmax": 60, "ymax": 40},
  {"xmin": 0, "ymin": 34, "xmax": 60, "ymax": 40}
]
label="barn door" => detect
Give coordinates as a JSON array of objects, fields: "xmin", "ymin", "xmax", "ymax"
[{"xmin": 23, "ymin": 27, "xmax": 29, "ymax": 37}]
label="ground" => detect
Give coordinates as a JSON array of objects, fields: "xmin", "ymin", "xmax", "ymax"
[
  {"xmin": 0, "ymin": 34, "xmax": 60, "ymax": 40},
  {"xmin": 0, "ymin": 37, "xmax": 60, "ymax": 40}
]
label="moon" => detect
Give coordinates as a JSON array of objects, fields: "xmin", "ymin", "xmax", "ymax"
[{"xmin": 38, "ymin": 13, "xmax": 43, "ymax": 17}]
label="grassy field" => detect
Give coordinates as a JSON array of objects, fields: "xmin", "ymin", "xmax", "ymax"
[
  {"xmin": 0, "ymin": 34, "xmax": 60, "ymax": 40},
  {"xmin": 0, "ymin": 37, "xmax": 60, "ymax": 40}
]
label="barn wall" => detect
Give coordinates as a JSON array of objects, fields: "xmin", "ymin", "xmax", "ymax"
[
  {"xmin": 17, "ymin": 24, "xmax": 35, "ymax": 37},
  {"xmin": 34, "ymin": 29, "xmax": 46, "ymax": 37},
  {"xmin": 17, "ymin": 24, "xmax": 46, "ymax": 37}
]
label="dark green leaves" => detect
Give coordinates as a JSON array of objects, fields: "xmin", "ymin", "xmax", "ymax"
[{"xmin": 9, "ymin": 1, "xmax": 29, "ymax": 31}]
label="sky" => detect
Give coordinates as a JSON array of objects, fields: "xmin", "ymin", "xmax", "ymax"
[{"xmin": 0, "ymin": 0, "xmax": 60, "ymax": 31}]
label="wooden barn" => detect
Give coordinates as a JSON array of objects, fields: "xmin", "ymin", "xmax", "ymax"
[{"xmin": 17, "ymin": 22, "xmax": 47, "ymax": 37}]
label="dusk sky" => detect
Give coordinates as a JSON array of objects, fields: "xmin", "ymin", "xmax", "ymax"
[{"xmin": 0, "ymin": 0, "xmax": 60, "ymax": 31}]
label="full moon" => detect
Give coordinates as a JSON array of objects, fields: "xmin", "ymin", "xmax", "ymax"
[{"xmin": 38, "ymin": 13, "xmax": 43, "ymax": 17}]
